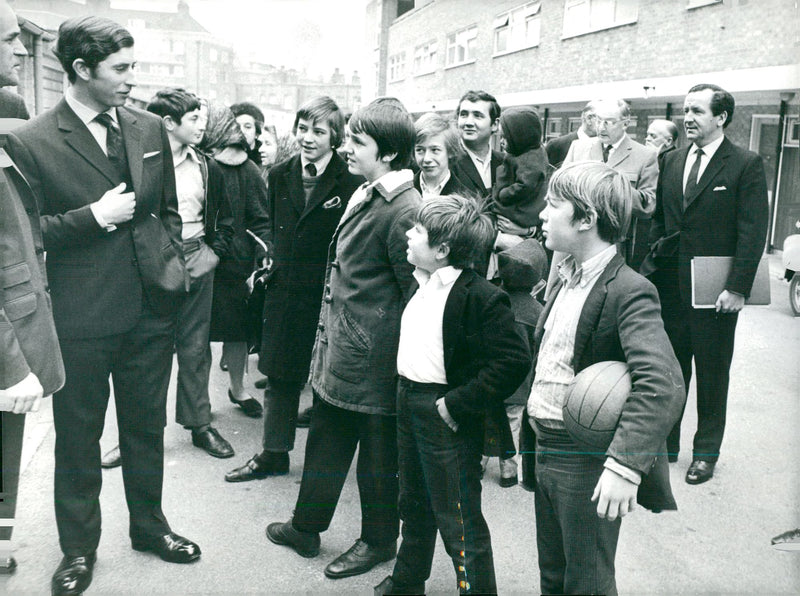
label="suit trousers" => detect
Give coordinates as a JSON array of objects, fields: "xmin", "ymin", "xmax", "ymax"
[
  {"xmin": 292, "ymin": 395, "xmax": 399, "ymax": 547},
  {"xmin": 534, "ymin": 422, "xmax": 620, "ymax": 596},
  {"xmin": 262, "ymin": 376, "xmax": 304, "ymax": 452},
  {"xmin": 0, "ymin": 412, "xmax": 25, "ymax": 559},
  {"xmin": 657, "ymin": 281, "xmax": 738, "ymax": 461},
  {"xmin": 53, "ymin": 304, "xmax": 174, "ymax": 555},
  {"xmin": 175, "ymin": 242, "xmax": 216, "ymax": 428},
  {"xmin": 392, "ymin": 379, "xmax": 497, "ymax": 595}
]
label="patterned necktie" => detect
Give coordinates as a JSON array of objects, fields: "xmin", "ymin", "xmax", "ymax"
[
  {"xmin": 94, "ymin": 112, "xmax": 129, "ymax": 183},
  {"xmin": 602, "ymin": 144, "xmax": 611, "ymax": 163},
  {"xmin": 305, "ymin": 163, "xmax": 317, "ymax": 177},
  {"xmin": 683, "ymin": 148, "xmax": 704, "ymax": 209}
]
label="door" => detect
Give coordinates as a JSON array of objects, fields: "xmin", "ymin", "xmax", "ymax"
[{"xmin": 772, "ymin": 116, "xmax": 800, "ymax": 250}]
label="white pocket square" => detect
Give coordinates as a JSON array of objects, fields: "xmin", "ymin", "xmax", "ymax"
[
  {"xmin": 713, "ymin": 185, "xmax": 727, "ymax": 191},
  {"xmin": 323, "ymin": 196, "xmax": 342, "ymax": 209},
  {"xmin": 143, "ymin": 151, "xmax": 160, "ymax": 159}
]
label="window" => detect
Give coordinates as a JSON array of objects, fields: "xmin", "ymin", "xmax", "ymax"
[
  {"xmin": 546, "ymin": 117, "xmax": 562, "ymax": 140},
  {"xmin": 446, "ymin": 25, "xmax": 478, "ymax": 67},
  {"xmin": 562, "ymin": 0, "xmax": 638, "ymax": 38},
  {"xmin": 413, "ymin": 41, "xmax": 438, "ymax": 75},
  {"xmin": 686, "ymin": 0, "xmax": 722, "ymax": 9},
  {"xmin": 388, "ymin": 51, "xmax": 406, "ymax": 82},
  {"xmin": 568, "ymin": 117, "xmax": 582, "ymax": 132},
  {"xmin": 493, "ymin": 2, "xmax": 542, "ymax": 55}
]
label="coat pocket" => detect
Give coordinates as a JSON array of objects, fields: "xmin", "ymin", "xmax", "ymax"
[
  {"xmin": 328, "ymin": 307, "xmax": 370, "ymax": 383},
  {"xmin": 4, "ymin": 292, "xmax": 37, "ymax": 321}
]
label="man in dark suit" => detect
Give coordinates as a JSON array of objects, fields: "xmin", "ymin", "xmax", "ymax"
[
  {"xmin": 450, "ymin": 90, "xmax": 503, "ymax": 198},
  {"xmin": 0, "ymin": 3, "xmax": 63, "ymax": 576},
  {"xmin": 545, "ymin": 99, "xmax": 598, "ymax": 169},
  {"xmin": 643, "ymin": 84, "xmax": 769, "ymax": 485},
  {"xmin": 5, "ymin": 16, "xmax": 200, "ymax": 595},
  {"xmin": 225, "ymin": 96, "xmax": 362, "ymax": 482}
]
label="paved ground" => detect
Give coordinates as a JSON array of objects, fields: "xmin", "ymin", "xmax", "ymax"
[{"xmin": 3, "ymin": 255, "xmax": 799, "ymax": 595}]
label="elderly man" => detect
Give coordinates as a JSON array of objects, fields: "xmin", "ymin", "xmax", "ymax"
[
  {"xmin": 545, "ymin": 99, "xmax": 599, "ymax": 169},
  {"xmin": 646, "ymin": 118, "xmax": 679, "ymax": 165}
]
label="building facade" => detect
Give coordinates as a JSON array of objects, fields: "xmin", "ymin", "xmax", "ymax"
[{"xmin": 368, "ymin": 0, "xmax": 800, "ymax": 250}]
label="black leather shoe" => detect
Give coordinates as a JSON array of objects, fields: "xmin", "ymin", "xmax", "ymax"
[
  {"xmin": 228, "ymin": 389, "xmax": 263, "ymax": 418},
  {"xmin": 296, "ymin": 406, "xmax": 312, "ymax": 428},
  {"xmin": 686, "ymin": 459, "xmax": 715, "ymax": 484},
  {"xmin": 132, "ymin": 532, "xmax": 201, "ymax": 563},
  {"xmin": 254, "ymin": 377, "xmax": 268, "ymax": 389},
  {"xmin": 266, "ymin": 520, "xmax": 320, "ymax": 558},
  {"xmin": 772, "ymin": 528, "xmax": 800, "ymax": 551},
  {"xmin": 191, "ymin": 427, "xmax": 234, "ymax": 458},
  {"xmin": 51, "ymin": 553, "xmax": 96, "ymax": 595},
  {"xmin": 101, "ymin": 445, "xmax": 121, "ymax": 469},
  {"xmin": 225, "ymin": 452, "xmax": 289, "ymax": 482},
  {"xmin": 0, "ymin": 556, "xmax": 16, "ymax": 575},
  {"xmin": 374, "ymin": 575, "xmax": 426, "ymax": 595},
  {"xmin": 324, "ymin": 539, "xmax": 396, "ymax": 579}
]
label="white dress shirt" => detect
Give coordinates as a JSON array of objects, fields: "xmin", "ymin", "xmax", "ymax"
[
  {"xmin": 683, "ymin": 134, "xmax": 724, "ymax": 191},
  {"xmin": 463, "ymin": 144, "xmax": 493, "ymax": 190}
]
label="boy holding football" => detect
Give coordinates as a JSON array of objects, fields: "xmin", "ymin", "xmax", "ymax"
[{"xmin": 527, "ymin": 161, "xmax": 684, "ymax": 595}]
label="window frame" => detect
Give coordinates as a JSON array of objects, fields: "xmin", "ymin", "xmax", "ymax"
[
  {"xmin": 492, "ymin": 2, "xmax": 542, "ymax": 57},
  {"xmin": 388, "ymin": 51, "xmax": 407, "ymax": 83},
  {"xmin": 562, "ymin": 0, "xmax": 639, "ymax": 40},
  {"xmin": 413, "ymin": 40, "xmax": 438, "ymax": 76},
  {"xmin": 445, "ymin": 25, "xmax": 478, "ymax": 69}
]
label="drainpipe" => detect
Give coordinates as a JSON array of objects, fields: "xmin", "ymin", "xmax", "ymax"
[{"xmin": 767, "ymin": 92, "xmax": 795, "ymax": 252}]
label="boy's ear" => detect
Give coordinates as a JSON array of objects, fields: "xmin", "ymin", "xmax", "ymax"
[
  {"xmin": 380, "ymin": 151, "xmax": 397, "ymax": 165},
  {"xmin": 163, "ymin": 115, "xmax": 176, "ymax": 132},
  {"xmin": 577, "ymin": 209, "xmax": 597, "ymax": 231},
  {"xmin": 436, "ymin": 242, "xmax": 451, "ymax": 261}
]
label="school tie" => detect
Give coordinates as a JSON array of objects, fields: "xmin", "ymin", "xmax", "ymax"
[
  {"xmin": 683, "ymin": 148, "xmax": 704, "ymax": 210},
  {"xmin": 94, "ymin": 112, "xmax": 130, "ymax": 184},
  {"xmin": 304, "ymin": 163, "xmax": 317, "ymax": 178}
]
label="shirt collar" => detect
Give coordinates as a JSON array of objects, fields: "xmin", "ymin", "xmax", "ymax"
[
  {"xmin": 557, "ymin": 244, "xmax": 617, "ymax": 289},
  {"xmin": 692, "ymin": 134, "xmax": 724, "ymax": 160},
  {"xmin": 606, "ymin": 133, "xmax": 626, "ymax": 152},
  {"xmin": 463, "ymin": 143, "xmax": 492, "ymax": 164},
  {"xmin": 301, "ymin": 150, "xmax": 333, "ymax": 177},
  {"xmin": 413, "ymin": 265, "xmax": 462, "ymax": 289},
  {"xmin": 174, "ymin": 145, "xmax": 200, "ymax": 167},
  {"xmin": 369, "ymin": 169, "xmax": 414, "ymax": 200},
  {"xmin": 65, "ymin": 87, "xmax": 117, "ymax": 127},
  {"xmin": 419, "ymin": 170, "xmax": 451, "ymax": 197}
]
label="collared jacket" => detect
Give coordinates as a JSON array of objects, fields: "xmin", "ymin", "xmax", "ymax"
[{"xmin": 311, "ymin": 176, "xmax": 421, "ymax": 415}]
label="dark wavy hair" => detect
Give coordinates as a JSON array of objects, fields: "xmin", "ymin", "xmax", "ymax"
[
  {"xmin": 55, "ymin": 16, "xmax": 134, "ymax": 84},
  {"xmin": 688, "ymin": 83, "xmax": 735, "ymax": 128},
  {"xmin": 348, "ymin": 103, "xmax": 416, "ymax": 171},
  {"xmin": 146, "ymin": 88, "xmax": 200, "ymax": 125}
]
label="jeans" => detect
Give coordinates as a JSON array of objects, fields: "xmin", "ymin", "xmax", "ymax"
[{"xmin": 391, "ymin": 378, "xmax": 497, "ymax": 595}]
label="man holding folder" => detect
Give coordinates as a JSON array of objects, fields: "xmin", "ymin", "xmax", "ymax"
[{"xmin": 642, "ymin": 84, "xmax": 768, "ymax": 485}]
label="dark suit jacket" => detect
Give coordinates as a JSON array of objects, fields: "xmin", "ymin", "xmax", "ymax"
[
  {"xmin": 644, "ymin": 137, "xmax": 769, "ymax": 302},
  {"xmin": 0, "ymin": 89, "xmax": 30, "ymax": 120},
  {"xmin": 259, "ymin": 153, "xmax": 362, "ymax": 379},
  {"xmin": 5, "ymin": 99, "xmax": 186, "ymax": 339},
  {"xmin": 535, "ymin": 253, "xmax": 685, "ymax": 511},
  {"xmin": 439, "ymin": 268, "xmax": 531, "ymax": 426},
  {"xmin": 0, "ymin": 149, "xmax": 64, "ymax": 395},
  {"xmin": 545, "ymin": 131, "xmax": 578, "ymax": 169},
  {"xmin": 412, "ymin": 169, "xmax": 467, "ymax": 197},
  {"xmin": 450, "ymin": 148, "xmax": 503, "ymax": 198}
]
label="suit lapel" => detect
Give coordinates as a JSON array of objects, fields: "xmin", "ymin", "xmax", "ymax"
[
  {"xmin": 683, "ymin": 138, "xmax": 731, "ymax": 211},
  {"xmin": 285, "ymin": 156, "xmax": 305, "ymax": 216},
  {"xmin": 608, "ymin": 135, "xmax": 631, "ymax": 168},
  {"xmin": 117, "ymin": 107, "xmax": 142, "ymax": 193},
  {"xmin": 457, "ymin": 155, "xmax": 486, "ymax": 193},
  {"xmin": 573, "ymin": 255, "xmax": 622, "ymax": 368},
  {"xmin": 301, "ymin": 154, "xmax": 343, "ymax": 220},
  {"xmin": 56, "ymin": 100, "xmax": 118, "ymax": 185},
  {"xmin": 442, "ymin": 270, "xmax": 470, "ymax": 372}
]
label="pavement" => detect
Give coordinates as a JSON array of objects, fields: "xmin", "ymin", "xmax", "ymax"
[{"xmin": 2, "ymin": 254, "xmax": 799, "ymax": 595}]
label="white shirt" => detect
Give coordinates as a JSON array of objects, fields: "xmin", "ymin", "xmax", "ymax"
[
  {"xmin": 464, "ymin": 144, "xmax": 493, "ymax": 190},
  {"xmin": 173, "ymin": 146, "xmax": 206, "ymax": 241},
  {"xmin": 397, "ymin": 266, "xmax": 462, "ymax": 384},
  {"xmin": 683, "ymin": 134, "xmax": 724, "ymax": 191},
  {"xmin": 419, "ymin": 170, "xmax": 451, "ymax": 199}
]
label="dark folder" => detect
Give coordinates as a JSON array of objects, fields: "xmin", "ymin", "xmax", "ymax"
[{"xmin": 691, "ymin": 255, "xmax": 771, "ymax": 308}]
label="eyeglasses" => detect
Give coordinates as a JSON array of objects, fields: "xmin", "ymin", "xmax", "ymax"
[{"xmin": 596, "ymin": 118, "xmax": 624, "ymax": 128}]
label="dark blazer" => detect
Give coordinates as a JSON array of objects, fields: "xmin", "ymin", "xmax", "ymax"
[
  {"xmin": 644, "ymin": 137, "xmax": 769, "ymax": 302},
  {"xmin": 5, "ymin": 99, "xmax": 186, "ymax": 339},
  {"xmin": 412, "ymin": 170, "xmax": 467, "ymax": 197},
  {"xmin": 450, "ymin": 148, "xmax": 503, "ymax": 198},
  {"xmin": 0, "ymin": 150, "xmax": 64, "ymax": 395},
  {"xmin": 545, "ymin": 131, "xmax": 578, "ymax": 169},
  {"xmin": 259, "ymin": 153, "xmax": 362, "ymax": 380},
  {"xmin": 439, "ymin": 268, "xmax": 531, "ymax": 426},
  {"xmin": 536, "ymin": 253, "xmax": 685, "ymax": 511},
  {"xmin": 0, "ymin": 88, "xmax": 30, "ymax": 120}
]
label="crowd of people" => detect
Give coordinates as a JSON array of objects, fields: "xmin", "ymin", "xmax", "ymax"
[{"xmin": 0, "ymin": 8, "xmax": 773, "ymax": 596}]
